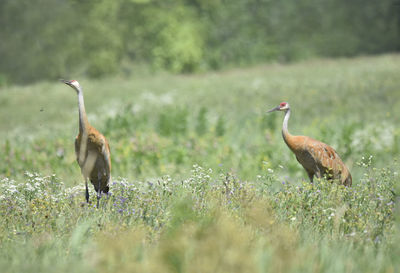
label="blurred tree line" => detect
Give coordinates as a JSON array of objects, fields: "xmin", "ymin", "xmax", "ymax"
[{"xmin": 0, "ymin": 0, "xmax": 399, "ymax": 84}]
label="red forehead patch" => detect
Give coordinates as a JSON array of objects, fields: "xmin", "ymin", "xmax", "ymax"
[{"xmin": 280, "ymin": 102, "xmax": 287, "ymax": 107}]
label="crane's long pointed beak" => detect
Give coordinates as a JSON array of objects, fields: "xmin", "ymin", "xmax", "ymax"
[
  {"xmin": 267, "ymin": 106, "xmax": 280, "ymax": 113},
  {"xmin": 59, "ymin": 79, "xmax": 71, "ymax": 86}
]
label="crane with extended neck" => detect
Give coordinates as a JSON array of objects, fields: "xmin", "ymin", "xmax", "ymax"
[
  {"xmin": 61, "ymin": 79, "xmax": 112, "ymax": 206},
  {"xmin": 268, "ymin": 102, "xmax": 352, "ymax": 186}
]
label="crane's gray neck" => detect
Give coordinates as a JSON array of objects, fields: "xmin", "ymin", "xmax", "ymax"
[
  {"xmin": 282, "ymin": 108, "xmax": 292, "ymax": 143},
  {"xmin": 77, "ymin": 88, "xmax": 89, "ymax": 133}
]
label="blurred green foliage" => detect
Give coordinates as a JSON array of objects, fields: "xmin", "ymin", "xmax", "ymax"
[{"xmin": 0, "ymin": 0, "xmax": 399, "ymax": 83}]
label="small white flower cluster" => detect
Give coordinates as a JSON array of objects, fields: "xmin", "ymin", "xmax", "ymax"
[
  {"xmin": 183, "ymin": 164, "xmax": 212, "ymax": 192},
  {"xmin": 111, "ymin": 178, "xmax": 141, "ymax": 197},
  {"xmin": 357, "ymin": 155, "xmax": 373, "ymax": 168},
  {"xmin": 322, "ymin": 208, "xmax": 337, "ymax": 220},
  {"xmin": 157, "ymin": 175, "xmax": 173, "ymax": 194},
  {"xmin": 63, "ymin": 184, "xmax": 92, "ymax": 198},
  {"xmin": 0, "ymin": 172, "xmax": 65, "ymax": 205}
]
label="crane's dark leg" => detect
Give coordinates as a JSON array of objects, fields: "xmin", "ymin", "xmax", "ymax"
[
  {"xmin": 96, "ymin": 171, "xmax": 101, "ymax": 208},
  {"xmin": 85, "ymin": 178, "xmax": 89, "ymax": 203},
  {"xmin": 306, "ymin": 170, "xmax": 314, "ymax": 183},
  {"xmin": 97, "ymin": 190, "xmax": 100, "ymax": 207}
]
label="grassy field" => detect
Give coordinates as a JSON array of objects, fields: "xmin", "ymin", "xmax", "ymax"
[{"xmin": 1, "ymin": 54, "xmax": 400, "ymax": 272}]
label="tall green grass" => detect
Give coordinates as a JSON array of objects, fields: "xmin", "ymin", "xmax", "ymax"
[{"xmin": 0, "ymin": 55, "xmax": 399, "ymax": 272}]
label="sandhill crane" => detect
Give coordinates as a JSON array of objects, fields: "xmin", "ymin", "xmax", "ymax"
[
  {"xmin": 60, "ymin": 79, "xmax": 112, "ymax": 206},
  {"xmin": 268, "ymin": 102, "xmax": 352, "ymax": 186}
]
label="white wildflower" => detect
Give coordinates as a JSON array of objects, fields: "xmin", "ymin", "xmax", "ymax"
[
  {"xmin": 26, "ymin": 183, "xmax": 35, "ymax": 192},
  {"xmin": 8, "ymin": 185, "xmax": 18, "ymax": 194}
]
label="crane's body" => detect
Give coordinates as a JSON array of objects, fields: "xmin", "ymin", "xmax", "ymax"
[
  {"xmin": 61, "ymin": 79, "xmax": 111, "ymax": 206},
  {"xmin": 268, "ymin": 102, "xmax": 352, "ymax": 186}
]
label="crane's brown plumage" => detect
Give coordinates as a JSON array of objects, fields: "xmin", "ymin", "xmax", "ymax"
[
  {"xmin": 61, "ymin": 79, "xmax": 111, "ymax": 206},
  {"xmin": 268, "ymin": 102, "xmax": 352, "ymax": 186},
  {"xmin": 74, "ymin": 128, "xmax": 111, "ymax": 194}
]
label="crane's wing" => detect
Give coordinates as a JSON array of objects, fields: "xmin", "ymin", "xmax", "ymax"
[
  {"xmin": 294, "ymin": 136, "xmax": 351, "ymax": 185},
  {"xmin": 305, "ymin": 139, "xmax": 342, "ymax": 171},
  {"xmin": 89, "ymin": 133, "xmax": 111, "ymax": 189}
]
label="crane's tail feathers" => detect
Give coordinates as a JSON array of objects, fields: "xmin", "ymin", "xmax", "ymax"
[{"xmin": 343, "ymin": 173, "xmax": 352, "ymax": 187}]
